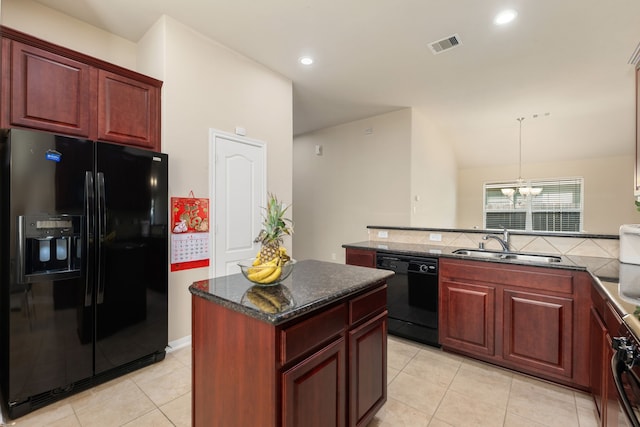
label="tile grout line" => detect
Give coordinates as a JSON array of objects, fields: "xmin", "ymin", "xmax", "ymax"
[{"xmin": 428, "ymin": 357, "xmax": 463, "ymax": 426}]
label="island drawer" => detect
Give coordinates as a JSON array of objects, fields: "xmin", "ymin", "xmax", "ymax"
[
  {"xmin": 349, "ymin": 284, "xmax": 387, "ymax": 325},
  {"xmin": 280, "ymin": 303, "xmax": 347, "ymax": 365}
]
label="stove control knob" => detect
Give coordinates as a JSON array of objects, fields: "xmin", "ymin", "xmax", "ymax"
[
  {"xmin": 613, "ymin": 336, "xmax": 628, "ymax": 350},
  {"xmin": 613, "ymin": 336, "xmax": 638, "ymax": 366}
]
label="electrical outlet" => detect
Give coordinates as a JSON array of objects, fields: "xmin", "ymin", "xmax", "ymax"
[
  {"xmin": 430, "ymin": 233, "xmax": 442, "ymax": 242},
  {"xmin": 377, "ymin": 230, "xmax": 388, "ymax": 238},
  {"xmin": 331, "ymin": 253, "xmax": 337, "ymax": 260}
]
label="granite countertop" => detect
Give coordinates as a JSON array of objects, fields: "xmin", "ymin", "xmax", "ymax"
[
  {"xmin": 343, "ymin": 240, "xmax": 640, "ymax": 337},
  {"xmin": 189, "ymin": 259, "xmax": 394, "ymax": 325},
  {"xmin": 598, "ymin": 263, "xmax": 640, "ymax": 338},
  {"xmin": 343, "ymin": 240, "xmax": 619, "ymax": 278}
]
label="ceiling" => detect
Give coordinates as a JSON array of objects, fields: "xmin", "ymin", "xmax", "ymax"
[{"xmin": 33, "ymin": 0, "xmax": 640, "ymax": 168}]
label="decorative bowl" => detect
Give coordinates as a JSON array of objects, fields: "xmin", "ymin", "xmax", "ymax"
[{"xmin": 238, "ymin": 258, "xmax": 296, "ymax": 286}]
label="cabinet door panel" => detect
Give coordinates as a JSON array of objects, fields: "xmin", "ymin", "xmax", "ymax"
[
  {"xmin": 503, "ymin": 290, "xmax": 573, "ymax": 377},
  {"xmin": 589, "ymin": 307, "xmax": 606, "ymax": 421},
  {"xmin": 10, "ymin": 41, "xmax": 92, "ymax": 136},
  {"xmin": 98, "ymin": 70, "xmax": 159, "ymax": 150},
  {"xmin": 282, "ymin": 337, "xmax": 346, "ymax": 427},
  {"xmin": 604, "ymin": 334, "xmax": 623, "ymax": 426},
  {"xmin": 440, "ymin": 280, "xmax": 495, "ymax": 355},
  {"xmin": 349, "ymin": 311, "xmax": 387, "ymax": 427},
  {"xmin": 345, "ymin": 248, "xmax": 376, "ymax": 268}
]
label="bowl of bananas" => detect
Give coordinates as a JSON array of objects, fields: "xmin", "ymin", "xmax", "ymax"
[{"xmin": 238, "ymin": 257, "xmax": 296, "ymax": 286}]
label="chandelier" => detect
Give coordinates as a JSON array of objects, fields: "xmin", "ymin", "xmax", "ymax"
[{"xmin": 501, "ymin": 117, "xmax": 542, "ymax": 201}]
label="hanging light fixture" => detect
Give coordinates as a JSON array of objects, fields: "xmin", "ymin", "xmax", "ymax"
[{"xmin": 502, "ymin": 117, "xmax": 542, "ymax": 200}]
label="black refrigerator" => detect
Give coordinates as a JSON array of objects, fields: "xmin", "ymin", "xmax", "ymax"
[{"xmin": 0, "ymin": 128, "xmax": 168, "ymax": 419}]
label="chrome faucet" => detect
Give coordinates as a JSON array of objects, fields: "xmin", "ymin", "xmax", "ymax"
[{"xmin": 482, "ymin": 228, "xmax": 510, "ymax": 251}]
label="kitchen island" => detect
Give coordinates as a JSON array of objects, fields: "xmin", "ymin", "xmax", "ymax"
[{"xmin": 189, "ymin": 259, "xmax": 393, "ymax": 427}]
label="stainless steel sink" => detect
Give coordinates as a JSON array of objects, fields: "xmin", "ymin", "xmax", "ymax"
[{"xmin": 452, "ymin": 249, "xmax": 562, "ymax": 264}]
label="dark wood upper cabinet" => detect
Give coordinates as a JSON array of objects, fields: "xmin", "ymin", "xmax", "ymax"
[
  {"xmin": 8, "ymin": 41, "xmax": 93, "ymax": 137},
  {"xmin": 97, "ymin": 70, "xmax": 159, "ymax": 149},
  {"xmin": 1, "ymin": 26, "xmax": 162, "ymax": 151}
]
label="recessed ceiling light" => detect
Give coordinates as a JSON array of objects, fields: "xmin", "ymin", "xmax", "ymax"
[
  {"xmin": 494, "ymin": 9, "xmax": 517, "ymax": 25},
  {"xmin": 299, "ymin": 56, "xmax": 314, "ymax": 65}
]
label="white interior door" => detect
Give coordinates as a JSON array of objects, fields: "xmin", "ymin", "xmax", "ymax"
[{"xmin": 210, "ymin": 130, "xmax": 266, "ymax": 277}]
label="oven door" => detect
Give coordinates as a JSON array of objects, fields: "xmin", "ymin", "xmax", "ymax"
[{"xmin": 612, "ymin": 337, "xmax": 640, "ymax": 427}]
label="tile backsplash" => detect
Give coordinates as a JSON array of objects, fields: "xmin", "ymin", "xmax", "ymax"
[{"xmin": 367, "ymin": 227, "xmax": 619, "ymax": 259}]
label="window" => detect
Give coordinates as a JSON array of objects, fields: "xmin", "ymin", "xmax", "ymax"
[{"xmin": 483, "ymin": 178, "xmax": 583, "ymax": 232}]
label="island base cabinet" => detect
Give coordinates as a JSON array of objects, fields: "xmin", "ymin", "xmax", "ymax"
[
  {"xmin": 348, "ymin": 311, "xmax": 387, "ymax": 427},
  {"xmin": 192, "ymin": 281, "xmax": 388, "ymax": 427},
  {"xmin": 282, "ymin": 337, "xmax": 346, "ymax": 427},
  {"xmin": 191, "ymin": 297, "xmax": 278, "ymax": 427}
]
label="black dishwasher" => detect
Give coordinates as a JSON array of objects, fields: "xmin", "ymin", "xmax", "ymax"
[{"xmin": 376, "ymin": 254, "xmax": 439, "ymax": 347}]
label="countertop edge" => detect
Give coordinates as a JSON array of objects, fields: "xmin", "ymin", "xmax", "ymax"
[
  {"xmin": 342, "ymin": 240, "xmax": 594, "ymax": 272},
  {"xmin": 189, "ymin": 262, "xmax": 394, "ymax": 326}
]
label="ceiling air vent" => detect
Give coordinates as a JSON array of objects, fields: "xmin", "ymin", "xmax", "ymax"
[{"xmin": 428, "ymin": 34, "xmax": 462, "ymax": 55}]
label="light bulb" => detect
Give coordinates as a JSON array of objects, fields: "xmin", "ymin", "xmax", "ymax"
[{"xmin": 494, "ymin": 9, "xmax": 517, "ymax": 25}]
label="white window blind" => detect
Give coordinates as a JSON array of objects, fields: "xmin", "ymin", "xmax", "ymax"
[{"xmin": 483, "ymin": 178, "xmax": 583, "ymax": 232}]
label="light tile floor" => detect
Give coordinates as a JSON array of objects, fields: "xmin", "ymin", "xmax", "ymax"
[{"xmin": 1, "ymin": 336, "xmax": 599, "ymax": 426}]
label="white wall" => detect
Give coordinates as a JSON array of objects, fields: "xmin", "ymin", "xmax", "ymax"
[
  {"xmin": 410, "ymin": 109, "xmax": 457, "ymax": 227},
  {"xmin": 293, "ymin": 109, "xmax": 412, "ymax": 263},
  {"xmin": 292, "ymin": 108, "xmax": 459, "ymax": 263},
  {"xmin": 2, "ymin": 0, "xmax": 137, "ymax": 70},
  {"xmin": 3, "ymin": 3, "xmax": 293, "ymax": 343},
  {"xmin": 456, "ymin": 155, "xmax": 636, "ymax": 233},
  {"xmin": 138, "ymin": 16, "xmax": 292, "ymax": 341}
]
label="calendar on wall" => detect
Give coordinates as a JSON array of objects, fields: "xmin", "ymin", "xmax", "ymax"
[{"xmin": 170, "ymin": 194, "xmax": 210, "ymax": 272}]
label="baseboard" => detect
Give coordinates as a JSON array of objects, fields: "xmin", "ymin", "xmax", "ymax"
[{"xmin": 167, "ymin": 335, "xmax": 191, "ymax": 352}]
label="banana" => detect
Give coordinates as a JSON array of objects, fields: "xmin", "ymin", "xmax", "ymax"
[
  {"xmin": 247, "ymin": 258, "xmax": 280, "ymax": 282},
  {"xmin": 248, "ymin": 266, "xmax": 275, "ymax": 281},
  {"xmin": 252, "ymin": 252, "xmax": 262, "ymax": 266},
  {"xmin": 278, "ymin": 247, "xmax": 290, "ymax": 262},
  {"xmin": 257, "ymin": 266, "xmax": 282, "ymax": 284}
]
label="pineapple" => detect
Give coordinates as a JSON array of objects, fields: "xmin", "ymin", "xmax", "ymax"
[{"xmin": 254, "ymin": 194, "xmax": 293, "ymax": 264}]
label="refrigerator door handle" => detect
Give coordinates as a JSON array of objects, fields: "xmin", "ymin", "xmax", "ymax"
[
  {"xmin": 16, "ymin": 215, "xmax": 26, "ymax": 284},
  {"xmin": 84, "ymin": 171, "xmax": 94, "ymax": 307},
  {"xmin": 96, "ymin": 172, "xmax": 106, "ymax": 305}
]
